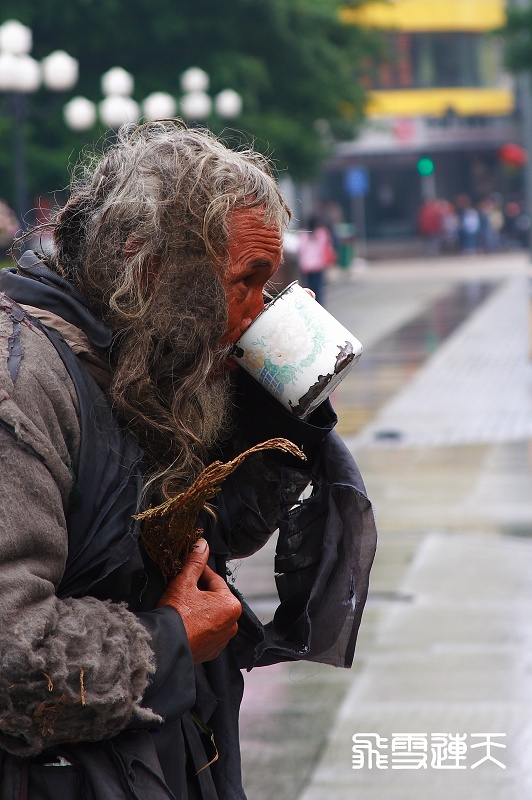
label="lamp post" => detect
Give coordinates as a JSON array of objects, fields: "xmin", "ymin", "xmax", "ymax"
[
  {"xmin": 0, "ymin": 19, "xmax": 79, "ymax": 223},
  {"xmin": 65, "ymin": 67, "xmax": 178, "ymax": 132},
  {"xmin": 179, "ymin": 66, "xmax": 243, "ymax": 125},
  {"xmin": 65, "ymin": 65, "xmax": 242, "ymax": 134}
]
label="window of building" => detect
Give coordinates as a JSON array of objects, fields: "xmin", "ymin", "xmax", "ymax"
[{"xmin": 373, "ymin": 32, "xmax": 503, "ymax": 89}]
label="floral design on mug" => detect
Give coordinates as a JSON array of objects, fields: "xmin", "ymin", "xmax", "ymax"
[
  {"xmin": 297, "ymin": 298, "xmax": 328, "ymax": 367},
  {"xmin": 247, "ymin": 297, "xmax": 330, "ymax": 397},
  {"xmin": 232, "ymin": 280, "xmax": 362, "ymax": 416},
  {"xmin": 242, "ymin": 348, "xmax": 265, "ymax": 372},
  {"xmin": 263, "ymin": 313, "xmax": 314, "ymax": 368}
]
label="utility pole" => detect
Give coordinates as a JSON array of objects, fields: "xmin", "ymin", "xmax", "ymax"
[
  {"xmin": 514, "ymin": 0, "xmax": 532, "ymax": 260},
  {"xmin": 517, "ymin": 70, "xmax": 532, "ymax": 261}
]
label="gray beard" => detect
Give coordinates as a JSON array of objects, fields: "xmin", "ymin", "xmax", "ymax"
[{"xmin": 107, "ymin": 260, "xmax": 232, "ymax": 494}]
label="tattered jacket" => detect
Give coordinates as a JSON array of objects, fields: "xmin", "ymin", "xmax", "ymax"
[{"xmin": 0, "ymin": 254, "xmax": 377, "ymax": 799}]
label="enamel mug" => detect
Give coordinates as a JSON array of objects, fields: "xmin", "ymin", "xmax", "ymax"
[{"xmin": 232, "ymin": 281, "xmax": 363, "ymax": 418}]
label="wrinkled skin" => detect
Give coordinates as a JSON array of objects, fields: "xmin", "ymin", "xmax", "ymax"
[
  {"xmin": 221, "ymin": 207, "xmax": 283, "ymax": 345},
  {"xmin": 158, "ymin": 206, "xmax": 283, "ymax": 663},
  {"xmin": 158, "ymin": 538, "xmax": 242, "ymax": 664}
]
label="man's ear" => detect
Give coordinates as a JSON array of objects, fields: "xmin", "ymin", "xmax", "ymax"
[{"xmin": 124, "ymin": 236, "xmax": 161, "ymax": 292}]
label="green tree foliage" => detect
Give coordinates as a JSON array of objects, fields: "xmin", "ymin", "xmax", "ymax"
[
  {"xmin": 0, "ymin": 0, "xmax": 376, "ymax": 215},
  {"xmin": 498, "ymin": 3, "xmax": 532, "ymax": 73}
]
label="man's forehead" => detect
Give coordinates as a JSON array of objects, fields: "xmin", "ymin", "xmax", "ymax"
[
  {"xmin": 228, "ymin": 206, "xmax": 281, "ymax": 240},
  {"xmin": 229, "ymin": 205, "xmax": 266, "ymax": 225}
]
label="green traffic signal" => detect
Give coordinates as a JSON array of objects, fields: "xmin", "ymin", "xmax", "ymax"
[{"xmin": 417, "ymin": 157, "xmax": 435, "ymax": 176}]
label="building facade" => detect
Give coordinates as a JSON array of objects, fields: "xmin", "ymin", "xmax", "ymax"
[{"xmin": 320, "ymin": 0, "xmax": 521, "ymax": 244}]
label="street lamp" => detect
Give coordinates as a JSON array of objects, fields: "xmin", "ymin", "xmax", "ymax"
[
  {"xmin": 64, "ymin": 65, "xmax": 242, "ymax": 134},
  {"xmin": 99, "ymin": 67, "xmax": 141, "ymax": 129},
  {"xmin": 179, "ymin": 66, "xmax": 243, "ymax": 124},
  {"xmin": 0, "ymin": 19, "xmax": 79, "ymax": 222},
  {"xmin": 64, "ymin": 67, "xmax": 178, "ymax": 132}
]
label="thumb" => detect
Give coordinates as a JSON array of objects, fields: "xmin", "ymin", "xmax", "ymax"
[{"xmin": 180, "ymin": 537, "xmax": 209, "ymax": 582}]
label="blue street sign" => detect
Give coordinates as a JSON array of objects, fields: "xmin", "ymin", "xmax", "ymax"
[{"xmin": 345, "ymin": 166, "xmax": 369, "ymax": 197}]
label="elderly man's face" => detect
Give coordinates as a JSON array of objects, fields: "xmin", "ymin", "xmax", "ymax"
[{"xmin": 222, "ymin": 207, "xmax": 283, "ymax": 345}]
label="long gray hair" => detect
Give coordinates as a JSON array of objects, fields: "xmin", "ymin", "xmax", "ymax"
[{"xmin": 52, "ymin": 120, "xmax": 290, "ymax": 497}]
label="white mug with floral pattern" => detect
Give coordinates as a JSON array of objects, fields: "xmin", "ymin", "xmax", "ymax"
[{"xmin": 231, "ymin": 281, "xmax": 363, "ymax": 418}]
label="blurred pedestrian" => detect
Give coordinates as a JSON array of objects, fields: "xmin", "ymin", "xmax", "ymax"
[
  {"xmin": 439, "ymin": 200, "xmax": 460, "ymax": 254},
  {"xmin": 456, "ymin": 196, "xmax": 480, "ymax": 253},
  {"xmin": 478, "ymin": 197, "xmax": 503, "ymax": 253},
  {"xmin": 503, "ymin": 201, "xmax": 529, "ymax": 249},
  {"xmin": 417, "ymin": 198, "xmax": 443, "ymax": 256},
  {"xmin": 297, "ymin": 214, "xmax": 336, "ymax": 305}
]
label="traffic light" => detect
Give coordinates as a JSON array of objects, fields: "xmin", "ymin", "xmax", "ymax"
[{"xmin": 417, "ymin": 157, "xmax": 435, "ymax": 177}]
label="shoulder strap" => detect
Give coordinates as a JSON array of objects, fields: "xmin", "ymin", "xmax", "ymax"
[{"xmin": 36, "ymin": 321, "xmax": 145, "ymax": 599}]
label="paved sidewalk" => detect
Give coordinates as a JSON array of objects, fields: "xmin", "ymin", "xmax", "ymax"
[
  {"xmin": 346, "ymin": 273, "xmax": 532, "ymax": 449},
  {"xmin": 299, "ymin": 530, "xmax": 532, "ymax": 800},
  {"xmin": 299, "ymin": 254, "xmax": 532, "ymax": 799},
  {"xmin": 238, "ymin": 252, "xmax": 532, "ymax": 800}
]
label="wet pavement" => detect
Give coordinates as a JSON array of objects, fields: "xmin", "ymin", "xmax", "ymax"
[
  {"xmin": 332, "ymin": 280, "xmax": 498, "ymax": 438},
  {"xmin": 233, "ymin": 252, "xmax": 532, "ymax": 800}
]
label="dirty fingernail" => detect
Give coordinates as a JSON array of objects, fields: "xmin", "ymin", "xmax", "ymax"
[{"xmin": 194, "ymin": 538, "xmax": 208, "ymax": 553}]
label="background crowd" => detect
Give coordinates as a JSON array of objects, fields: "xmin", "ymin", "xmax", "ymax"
[{"xmin": 416, "ymin": 193, "xmax": 530, "ymax": 256}]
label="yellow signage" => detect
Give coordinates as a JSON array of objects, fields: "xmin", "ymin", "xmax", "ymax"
[
  {"xmin": 340, "ymin": 0, "xmax": 506, "ymax": 32},
  {"xmin": 366, "ymin": 87, "xmax": 514, "ymax": 117}
]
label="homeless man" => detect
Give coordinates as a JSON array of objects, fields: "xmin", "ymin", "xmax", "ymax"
[{"xmin": 0, "ymin": 120, "xmax": 377, "ymax": 799}]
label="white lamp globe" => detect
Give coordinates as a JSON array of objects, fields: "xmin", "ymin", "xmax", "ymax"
[
  {"xmin": 64, "ymin": 96, "xmax": 97, "ymax": 131},
  {"xmin": 180, "ymin": 67, "xmax": 209, "ymax": 94},
  {"xmin": 13, "ymin": 54, "xmax": 41, "ymax": 93},
  {"xmin": 143, "ymin": 91, "xmax": 177, "ymax": 120},
  {"xmin": 101, "ymin": 67, "xmax": 134, "ymax": 98},
  {"xmin": 42, "ymin": 50, "xmax": 79, "ymax": 92},
  {"xmin": 0, "ymin": 20, "xmax": 32, "ymax": 56},
  {"xmin": 99, "ymin": 94, "xmax": 140, "ymax": 128},
  {"xmin": 0, "ymin": 52, "xmax": 20, "ymax": 91},
  {"xmin": 214, "ymin": 89, "xmax": 243, "ymax": 119},
  {"xmin": 180, "ymin": 90, "xmax": 212, "ymax": 121}
]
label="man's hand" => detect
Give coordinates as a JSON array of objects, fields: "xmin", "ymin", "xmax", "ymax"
[{"xmin": 157, "ymin": 538, "xmax": 242, "ymax": 665}]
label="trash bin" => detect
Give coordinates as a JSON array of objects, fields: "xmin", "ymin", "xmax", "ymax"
[{"xmin": 334, "ymin": 222, "xmax": 356, "ymax": 269}]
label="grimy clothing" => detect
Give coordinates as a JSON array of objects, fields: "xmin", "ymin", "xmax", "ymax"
[{"xmin": 0, "ymin": 255, "xmax": 377, "ymax": 799}]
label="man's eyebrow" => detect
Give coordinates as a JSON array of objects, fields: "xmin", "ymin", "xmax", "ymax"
[{"xmin": 249, "ymin": 259, "xmax": 275, "ymax": 269}]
